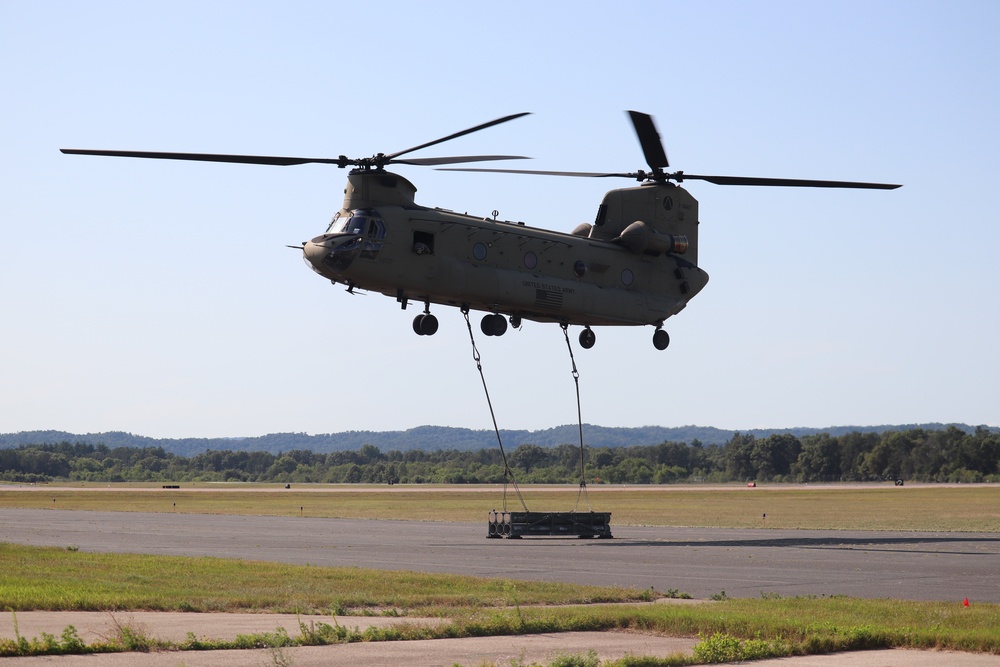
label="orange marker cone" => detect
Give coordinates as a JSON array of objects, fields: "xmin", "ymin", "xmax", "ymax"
[{"xmin": 963, "ymin": 597, "xmax": 970, "ymax": 607}]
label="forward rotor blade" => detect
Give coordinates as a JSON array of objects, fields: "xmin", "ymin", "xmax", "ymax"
[
  {"xmin": 678, "ymin": 173, "xmax": 902, "ymax": 189},
  {"xmin": 439, "ymin": 167, "xmax": 634, "ymax": 178},
  {"xmin": 627, "ymin": 110, "xmax": 669, "ymax": 171},
  {"xmin": 386, "ymin": 112, "xmax": 531, "ymax": 161},
  {"xmin": 394, "ymin": 154, "xmax": 530, "ymax": 166},
  {"xmin": 60, "ymin": 149, "xmax": 344, "ymax": 167}
]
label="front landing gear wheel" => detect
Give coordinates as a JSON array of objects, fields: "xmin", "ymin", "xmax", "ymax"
[
  {"xmin": 579, "ymin": 327, "xmax": 596, "ymax": 349},
  {"xmin": 413, "ymin": 313, "xmax": 438, "ymax": 336},
  {"xmin": 652, "ymin": 329, "xmax": 670, "ymax": 350}
]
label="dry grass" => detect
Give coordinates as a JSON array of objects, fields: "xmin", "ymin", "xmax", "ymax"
[{"xmin": 2, "ymin": 483, "xmax": 998, "ymax": 531}]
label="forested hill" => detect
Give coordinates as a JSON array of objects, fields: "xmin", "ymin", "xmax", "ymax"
[{"xmin": 0, "ymin": 423, "xmax": 991, "ymax": 457}]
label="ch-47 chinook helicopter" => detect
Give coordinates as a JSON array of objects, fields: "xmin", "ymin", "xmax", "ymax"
[{"xmin": 62, "ymin": 111, "xmax": 899, "ymax": 350}]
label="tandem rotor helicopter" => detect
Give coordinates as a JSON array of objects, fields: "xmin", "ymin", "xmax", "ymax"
[{"xmin": 62, "ymin": 111, "xmax": 900, "ymax": 350}]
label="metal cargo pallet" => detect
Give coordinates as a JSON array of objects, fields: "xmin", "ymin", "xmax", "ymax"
[{"xmin": 487, "ymin": 510, "xmax": 612, "ymax": 539}]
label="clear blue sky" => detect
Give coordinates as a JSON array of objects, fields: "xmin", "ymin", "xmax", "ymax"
[{"xmin": 2, "ymin": 1, "xmax": 997, "ymax": 438}]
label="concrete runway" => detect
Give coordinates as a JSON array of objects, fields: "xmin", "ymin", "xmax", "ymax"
[{"xmin": 2, "ymin": 508, "xmax": 998, "ymax": 602}]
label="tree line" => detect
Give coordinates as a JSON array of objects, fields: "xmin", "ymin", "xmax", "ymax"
[
  {"xmin": 5, "ymin": 423, "xmax": 984, "ymax": 455},
  {"xmin": 1, "ymin": 426, "xmax": 997, "ymax": 485}
]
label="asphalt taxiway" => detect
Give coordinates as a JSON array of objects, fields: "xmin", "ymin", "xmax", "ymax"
[{"xmin": 2, "ymin": 509, "xmax": 997, "ymax": 602}]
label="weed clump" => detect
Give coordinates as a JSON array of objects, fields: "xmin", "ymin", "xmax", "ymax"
[{"xmin": 693, "ymin": 632, "xmax": 785, "ymax": 663}]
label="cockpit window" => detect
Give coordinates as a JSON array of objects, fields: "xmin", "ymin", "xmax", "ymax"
[
  {"xmin": 345, "ymin": 213, "xmax": 367, "ymax": 235},
  {"xmin": 327, "ymin": 208, "xmax": 384, "ymax": 237},
  {"xmin": 325, "ymin": 212, "xmax": 342, "ymax": 233}
]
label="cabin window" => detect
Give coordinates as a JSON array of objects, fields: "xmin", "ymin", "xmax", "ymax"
[
  {"xmin": 413, "ymin": 231, "xmax": 434, "ymax": 255},
  {"xmin": 473, "ymin": 242, "xmax": 488, "ymax": 261},
  {"xmin": 621, "ymin": 269, "xmax": 634, "ymax": 286},
  {"xmin": 523, "ymin": 252, "xmax": 537, "ymax": 270}
]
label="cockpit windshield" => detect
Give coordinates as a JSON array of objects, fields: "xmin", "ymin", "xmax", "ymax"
[
  {"xmin": 327, "ymin": 208, "xmax": 383, "ymax": 236},
  {"xmin": 325, "ymin": 212, "xmax": 342, "ymax": 233}
]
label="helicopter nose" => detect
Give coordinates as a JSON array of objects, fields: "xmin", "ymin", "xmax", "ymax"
[
  {"xmin": 303, "ymin": 233, "xmax": 362, "ymax": 274},
  {"xmin": 303, "ymin": 238, "xmax": 328, "ymax": 267}
]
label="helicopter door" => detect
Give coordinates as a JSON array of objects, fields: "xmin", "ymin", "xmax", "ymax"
[{"xmin": 360, "ymin": 217, "xmax": 386, "ymax": 260}]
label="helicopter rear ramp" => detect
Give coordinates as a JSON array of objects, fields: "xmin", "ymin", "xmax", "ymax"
[{"xmin": 487, "ymin": 510, "xmax": 612, "ymax": 539}]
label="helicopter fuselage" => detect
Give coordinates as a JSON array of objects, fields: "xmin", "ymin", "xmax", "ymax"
[{"xmin": 301, "ymin": 170, "xmax": 709, "ymax": 333}]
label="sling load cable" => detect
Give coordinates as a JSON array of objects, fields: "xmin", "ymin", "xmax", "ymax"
[
  {"xmin": 561, "ymin": 324, "xmax": 593, "ymax": 512},
  {"xmin": 462, "ymin": 307, "xmax": 528, "ymax": 512}
]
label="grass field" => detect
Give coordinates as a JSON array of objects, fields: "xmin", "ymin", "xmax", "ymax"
[
  {"xmin": 1, "ymin": 543, "xmax": 998, "ymax": 661},
  {"xmin": 0, "ymin": 542, "xmax": 650, "ymax": 613},
  {"xmin": 2, "ymin": 483, "xmax": 998, "ymax": 531}
]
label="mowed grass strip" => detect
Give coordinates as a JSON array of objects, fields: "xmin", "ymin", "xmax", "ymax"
[
  {"xmin": 1, "ymin": 544, "xmax": 998, "ymax": 657},
  {"xmin": 0, "ymin": 543, "xmax": 648, "ymax": 613},
  {"xmin": 501, "ymin": 597, "xmax": 1000, "ymax": 655},
  {"xmin": 3, "ymin": 484, "xmax": 999, "ymax": 531}
]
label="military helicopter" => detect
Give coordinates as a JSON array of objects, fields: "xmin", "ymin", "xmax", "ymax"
[{"xmin": 62, "ymin": 112, "xmax": 899, "ymax": 350}]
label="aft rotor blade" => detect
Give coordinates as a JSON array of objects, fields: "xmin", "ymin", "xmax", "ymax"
[
  {"xmin": 395, "ymin": 154, "xmax": 530, "ymax": 166},
  {"xmin": 60, "ymin": 149, "xmax": 344, "ymax": 166},
  {"xmin": 678, "ymin": 173, "xmax": 902, "ymax": 189},
  {"xmin": 386, "ymin": 112, "xmax": 531, "ymax": 161},
  {"xmin": 627, "ymin": 110, "xmax": 669, "ymax": 171}
]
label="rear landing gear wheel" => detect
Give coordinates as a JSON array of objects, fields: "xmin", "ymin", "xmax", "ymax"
[
  {"xmin": 579, "ymin": 327, "xmax": 596, "ymax": 349},
  {"xmin": 652, "ymin": 328, "xmax": 670, "ymax": 350},
  {"xmin": 413, "ymin": 313, "xmax": 438, "ymax": 336},
  {"xmin": 481, "ymin": 313, "xmax": 507, "ymax": 336}
]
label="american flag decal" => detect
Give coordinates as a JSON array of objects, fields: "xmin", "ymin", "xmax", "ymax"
[{"xmin": 535, "ymin": 289, "xmax": 563, "ymax": 310}]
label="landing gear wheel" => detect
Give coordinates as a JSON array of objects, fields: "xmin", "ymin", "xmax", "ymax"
[
  {"xmin": 509, "ymin": 314, "xmax": 522, "ymax": 329},
  {"xmin": 652, "ymin": 329, "xmax": 670, "ymax": 350},
  {"xmin": 481, "ymin": 313, "xmax": 507, "ymax": 336},
  {"xmin": 579, "ymin": 327, "xmax": 596, "ymax": 349},
  {"xmin": 413, "ymin": 313, "xmax": 438, "ymax": 336}
]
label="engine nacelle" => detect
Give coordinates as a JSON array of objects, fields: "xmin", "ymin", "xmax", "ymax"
[{"xmin": 617, "ymin": 220, "xmax": 688, "ymax": 255}]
